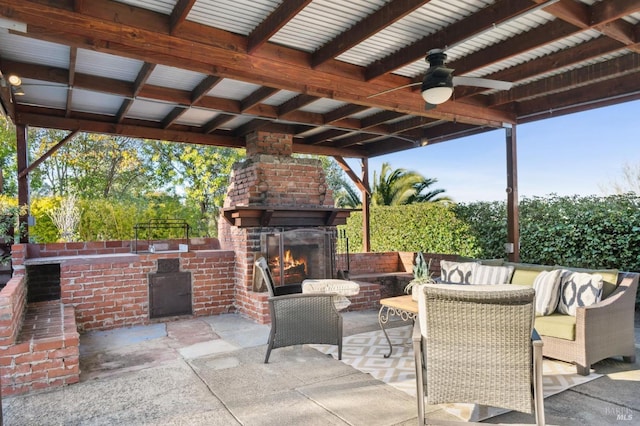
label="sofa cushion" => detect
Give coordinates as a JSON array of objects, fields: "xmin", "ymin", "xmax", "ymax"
[
  {"xmin": 470, "ymin": 264, "xmax": 514, "ymax": 285},
  {"xmin": 505, "ymin": 262, "xmax": 553, "ymax": 287},
  {"xmin": 557, "ymin": 271, "xmax": 604, "ymax": 316},
  {"xmin": 535, "ymin": 313, "xmax": 576, "ymax": 341},
  {"xmin": 554, "ymin": 266, "xmax": 618, "ymax": 300},
  {"xmin": 440, "ymin": 260, "xmax": 478, "ymax": 284},
  {"xmin": 532, "ymin": 269, "xmax": 563, "ymax": 316}
]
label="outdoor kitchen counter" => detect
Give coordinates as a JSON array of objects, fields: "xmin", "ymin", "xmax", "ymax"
[{"xmin": 22, "ymin": 249, "xmax": 235, "ymax": 266}]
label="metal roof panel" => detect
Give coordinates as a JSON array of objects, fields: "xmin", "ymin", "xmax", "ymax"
[
  {"xmin": 146, "ymin": 65, "xmax": 208, "ymax": 91},
  {"xmin": 76, "ymin": 49, "xmax": 144, "ymax": 82}
]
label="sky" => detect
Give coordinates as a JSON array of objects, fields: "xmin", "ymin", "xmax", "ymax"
[{"xmin": 352, "ymin": 99, "xmax": 640, "ymax": 203}]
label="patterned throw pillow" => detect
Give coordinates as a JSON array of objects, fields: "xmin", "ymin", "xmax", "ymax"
[
  {"xmin": 557, "ymin": 271, "xmax": 604, "ymax": 316},
  {"xmin": 532, "ymin": 269, "xmax": 563, "ymax": 316},
  {"xmin": 470, "ymin": 265, "xmax": 515, "ymax": 285},
  {"xmin": 440, "ymin": 260, "xmax": 478, "ymax": 284}
]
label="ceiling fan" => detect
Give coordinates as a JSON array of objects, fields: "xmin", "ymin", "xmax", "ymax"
[{"xmin": 370, "ymin": 49, "xmax": 513, "ymax": 109}]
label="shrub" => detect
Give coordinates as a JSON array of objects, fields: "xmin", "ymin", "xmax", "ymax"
[{"xmin": 341, "ymin": 204, "xmax": 480, "ymax": 257}]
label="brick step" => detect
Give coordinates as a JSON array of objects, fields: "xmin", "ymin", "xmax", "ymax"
[{"xmin": 0, "ymin": 301, "xmax": 79, "ymax": 396}]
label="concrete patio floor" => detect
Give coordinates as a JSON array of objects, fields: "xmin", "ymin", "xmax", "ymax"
[{"xmin": 2, "ymin": 310, "xmax": 639, "ymax": 425}]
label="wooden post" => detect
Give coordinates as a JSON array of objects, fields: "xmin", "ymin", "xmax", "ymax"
[
  {"xmin": 506, "ymin": 125, "xmax": 520, "ymax": 262},
  {"xmin": 361, "ymin": 158, "xmax": 371, "ymax": 253},
  {"xmin": 16, "ymin": 124, "xmax": 29, "ymax": 243}
]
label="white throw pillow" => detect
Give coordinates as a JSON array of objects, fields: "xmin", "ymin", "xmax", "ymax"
[
  {"xmin": 440, "ymin": 260, "xmax": 478, "ymax": 284},
  {"xmin": 532, "ymin": 269, "xmax": 563, "ymax": 316},
  {"xmin": 557, "ymin": 271, "xmax": 604, "ymax": 316},
  {"xmin": 470, "ymin": 265, "xmax": 515, "ymax": 285}
]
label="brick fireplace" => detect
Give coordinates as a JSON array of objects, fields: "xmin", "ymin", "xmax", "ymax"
[{"xmin": 218, "ymin": 130, "xmax": 349, "ymax": 323}]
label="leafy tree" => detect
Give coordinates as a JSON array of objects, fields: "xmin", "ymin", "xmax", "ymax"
[
  {"xmin": 0, "ymin": 116, "xmax": 17, "ymax": 195},
  {"xmin": 371, "ymin": 162, "xmax": 448, "ymax": 205},
  {"xmin": 30, "ymin": 130, "xmax": 159, "ymax": 198},
  {"xmin": 149, "ymin": 141, "xmax": 245, "ymax": 236}
]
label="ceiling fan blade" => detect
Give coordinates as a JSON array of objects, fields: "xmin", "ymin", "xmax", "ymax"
[
  {"xmin": 452, "ymin": 76, "xmax": 513, "ymax": 91},
  {"xmin": 368, "ymin": 82, "xmax": 421, "ymax": 98}
]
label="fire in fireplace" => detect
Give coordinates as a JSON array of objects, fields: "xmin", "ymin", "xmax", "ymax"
[
  {"xmin": 270, "ymin": 250, "xmax": 308, "ymax": 284},
  {"xmin": 262, "ymin": 229, "xmax": 336, "ymax": 285}
]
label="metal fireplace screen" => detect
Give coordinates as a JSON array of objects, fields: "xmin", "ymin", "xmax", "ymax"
[{"xmin": 262, "ymin": 229, "xmax": 336, "ymax": 285}]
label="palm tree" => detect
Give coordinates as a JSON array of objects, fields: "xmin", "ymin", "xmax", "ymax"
[
  {"xmin": 334, "ymin": 183, "xmax": 362, "ymax": 208},
  {"xmin": 372, "ymin": 162, "xmax": 449, "ymax": 206}
]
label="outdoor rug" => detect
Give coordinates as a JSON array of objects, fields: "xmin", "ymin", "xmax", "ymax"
[{"xmin": 312, "ymin": 325, "xmax": 601, "ymax": 422}]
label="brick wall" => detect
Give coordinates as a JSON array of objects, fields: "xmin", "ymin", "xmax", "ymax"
[
  {"xmin": 0, "ymin": 304, "xmax": 79, "ymax": 396},
  {"xmin": 0, "ymin": 275, "xmax": 27, "ymax": 347},
  {"xmin": 59, "ymin": 250, "xmax": 236, "ymax": 332},
  {"xmin": 348, "ymin": 252, "xmax": 405, "ymax": 275}
]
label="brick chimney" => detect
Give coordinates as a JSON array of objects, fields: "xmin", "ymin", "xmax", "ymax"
[{"xmin": 218, "ymin": 130, "xmax": 344, "ymax": 322}]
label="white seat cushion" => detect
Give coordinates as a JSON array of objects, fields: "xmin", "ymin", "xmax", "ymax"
[{"xmin": 302, "ymin": 279, "xmax": 360, "ymax": 311}]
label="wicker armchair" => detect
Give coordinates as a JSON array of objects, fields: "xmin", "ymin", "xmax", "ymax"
[
  {"xmin": 412, "ymin": 284, "xmax": 544, "ymax": 425},
  {"xmin": 255, "ymin": 257, "xmax": 343, "ymax": 363},
  {"xmin": 540, "ymin": 271, "xmax": 638, "ymax": 376}
]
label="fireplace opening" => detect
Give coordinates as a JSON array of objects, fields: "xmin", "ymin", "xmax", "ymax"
[{"xmin": 262, "ymin": 229, "xmax": 336, "ymax": 285}]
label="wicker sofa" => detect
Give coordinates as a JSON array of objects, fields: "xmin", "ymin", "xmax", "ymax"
[{"xmin": 437, "ymin": 259, "xmax": 639, "ymax": 375}]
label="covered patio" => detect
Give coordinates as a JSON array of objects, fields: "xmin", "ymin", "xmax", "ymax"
[{"xmin": 1, "ymin": 1, "xmax": 640, "ymax": 423}]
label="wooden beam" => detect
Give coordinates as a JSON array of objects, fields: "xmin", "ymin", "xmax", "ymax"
[
  {"xmin": 203, "ymin": 114, "xmax": 236, "ymax": 134},
  {"xmin": 19, "ymin": 130, "xmax": 79, "ymax": 179},
  {"xmin": 3, "ymin": 1, "xmax": 516, "ymax": 126},
  {"xmin": 515, "ymin": 71, "xmax": 640, "ymax": 122},
  {"xmin": 334, "ymin": 155, "xmax": 369, "ymax": 194},
  {"xmin": 323, "ymin": 104, "xmax": 369, "ymax": 124},
  {"xmin": 246, "ymin": 0, "xmax": 313, "ymax": 53},
  {"xmin": 364, "ymin": 0, "xmax": 543, "ymax": 80},
  {"xmin": 240, "ymin": 87, "xmax": 279, "ymax": 112},
  {"xmin": 170, "ymin": 0, "xmax": 196, "ymax": 34},
  {"xmin": 311, "ymin": 0, "xmax": 431, "ymax": 68},
  {"xmin": 490, "ymin": 53, "xmax": 640, "ymax": 106},
  {"xmin": 16, "ymin": 124, "xmax": 29, "ymax": 243},
  {"xmin": 278, "ymin": 94, "xmax": 319, "ymax": 118},
  {"xmin": 161, "ymin": 106, "xmax": 188, "ymax": 129},
  {"xmin": 361, "ymin": 158, "xmax": 370, "ymax": 252},
  {"xmin": 191, "ymin": 75, "xmax": 222, "ymax": 104},
  {"xmin": 15, "ymin": 111, "xmax": 245, "ymax": 148}
]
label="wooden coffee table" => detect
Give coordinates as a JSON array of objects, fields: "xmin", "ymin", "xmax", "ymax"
[{"xmin": 378, "ymin": 295, "xmax": 418, "ymax": 358}]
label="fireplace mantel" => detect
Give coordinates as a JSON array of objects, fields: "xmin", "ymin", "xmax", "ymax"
[{"xmin": 222, "ymin": 206, "xmax": 351, "ymax": 228}]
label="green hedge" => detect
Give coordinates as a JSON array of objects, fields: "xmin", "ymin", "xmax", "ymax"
[
  {"xmin": 341, "ymin": 204, "xmax": 480, "ymax": 257},
  {"xmin": 343, "ymin": 195, "xmax": 640, "ymax": 307}
]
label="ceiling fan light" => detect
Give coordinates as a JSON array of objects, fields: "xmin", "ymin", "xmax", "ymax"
[
  {"xmin": 421, "ymin": 86, "xmax": 453, "ymax": 104},
  {"xmin": 7, "ymin": 74, "xmax": 22, "ymax": 86}
]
